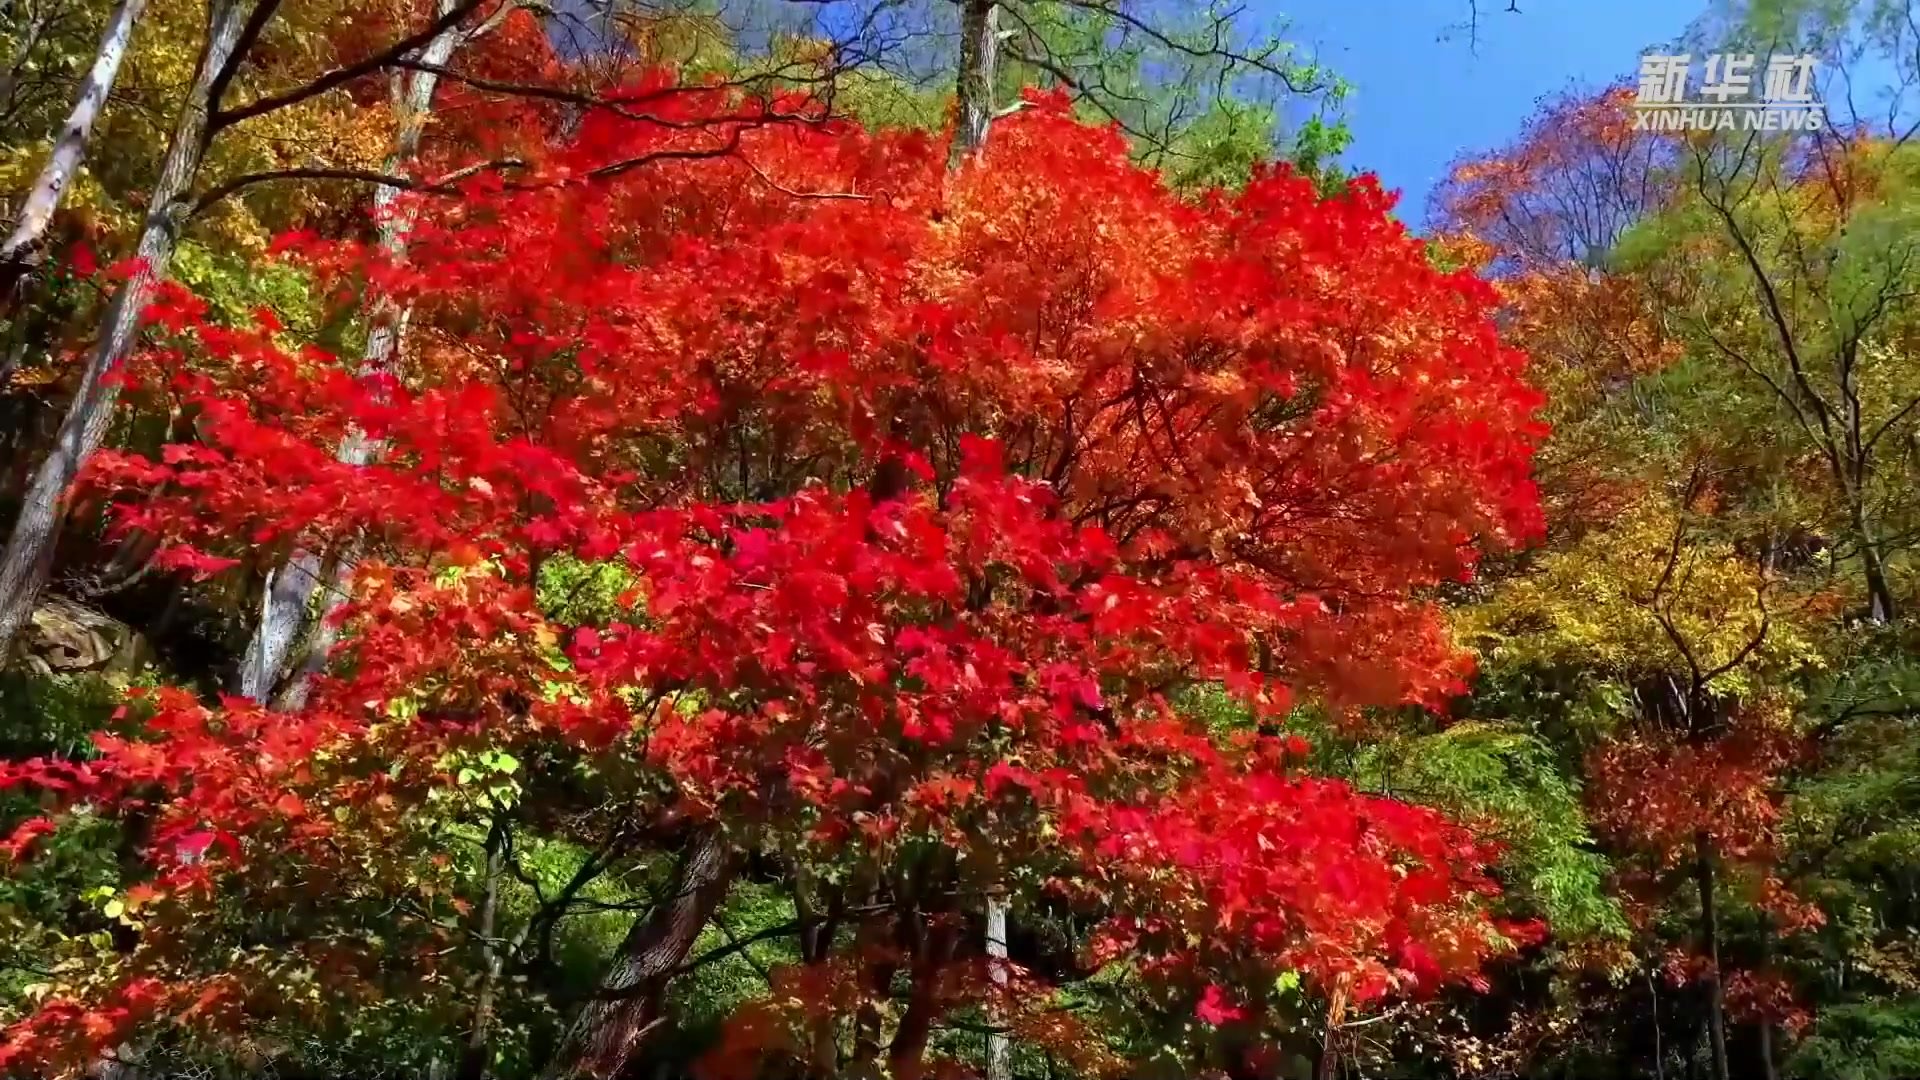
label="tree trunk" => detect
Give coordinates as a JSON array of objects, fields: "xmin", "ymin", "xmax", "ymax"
[
  {"xmin": 241, "ymin": 430, "xmax": 376, "ymax": 704},
  {"xmin": 1853, "ymin": 500, "xmax": 1895, "ymax": 623},
  {"xmin": 1757, "ymin": 914, "xmax": 1781, "ymax": 1080},
  {"xmin": 235, "ymin": 0, "xmax": 468, "ymax": 703},
  {"xmin": 458, "ymin": 823, "xmax": 508, "ymax": 1080},
  {"xmin": 1315, "ymin": 973, "xmax": 1351, "ymax": 1080},
  {"xmin": 953, "ymin": 0, "xmax": 1005, "ymax": 1021},
  {"xmin": 236, "ymin": 545, "xmax": 328, "ymax": 698},
  {"xmin": 947, "ymin": 0, "xmax": 998, "ymax": 168},
  {"xmin": 953, "ymin": 2, "xmax": 1008, "ymax": 1052},
  {"xmin": 985, "ymin": 892, "xmax": 1010, "ymax": 1080},
  {"xmin": 795, "ymin": 877, "xmax": 843, "ymax": 1079},
  {"xmin": 886, "ymin": 920, "xmax": 958, "ymax": 1080},
  {"xmin": 834, "ymin": 902, "xmax": 900, "ymax": 1080},
  {"xmin": 1648, "ymin": 969, "xmax": 1666, "ymax": 1080},
  {"xmin": 1696, "ymin": 830, "xmax": 1731, "ymax": 1080},
  {"xmin": 542, "ymin": 830, "xmax": 735, "ymax": 1080},
  {"xmin": 0, "ymin": 0, "xmax": 150, "ymax": 307},
  {"xmin": 0, "ymin": 0, "xmax": 255, "ymax": 659},
  {"xmin": 239, "ymin": 0, "xmax": 521, "ymax": 704}
]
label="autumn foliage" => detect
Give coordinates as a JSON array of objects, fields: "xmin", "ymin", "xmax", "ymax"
[{"xmin": 0, "ymin": 77, "xmax": 1545, "ymax": 1073}]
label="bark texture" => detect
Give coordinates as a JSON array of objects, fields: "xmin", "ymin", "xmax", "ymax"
[
  {"xmin": 1697, "ymin": 830, "xmax": 1731, "ymax": 1080},
  {"xmin": 0, "ymin": 0, "xmax": 255, "ymax": 657},
  {"xmin": 542, "ymin": 830, "xmax": 736, "ymax": 1080},
  {"xmin": 948, "ymin": 0, "xmax": 999, "ymax": 168},
  {"xmin": 235, "ymin": 3, "xmax": 468, "ymax": 700},
  {"xmin": 0, "ymin": 0, "xmax": 149, "ymax": 306}
]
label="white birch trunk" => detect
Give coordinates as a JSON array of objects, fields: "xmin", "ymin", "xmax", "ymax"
[
  {"xmin": 0, "ymin": 0, "xmax": 255, "ymax": 658},
  {"xmin": 0, "ymin": 0, "xmax": 149, "ymax": 294},
  {"xmin": 986, "ymin": 891, "xmax": 1010, "ymax": 1080},
  {"xmin": 236, "ymin": 0, "xmax": 481, "ymax": 703}
]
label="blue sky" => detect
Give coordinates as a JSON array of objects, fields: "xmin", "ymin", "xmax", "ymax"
[{"xmin": 1276, "ymin": 0, "xmax": 1704, "ymax": 226}]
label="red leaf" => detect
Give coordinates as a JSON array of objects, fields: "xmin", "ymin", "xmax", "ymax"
[{"xmin": 1196, "ymin": 984, "xmax": 1246, "ymax": 1026}]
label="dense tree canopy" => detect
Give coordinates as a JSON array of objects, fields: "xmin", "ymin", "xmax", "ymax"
[
  {"xmin": 0, "ymin": 68, "xmax": 1550, "ymax": 1073},
  {"xmin": 4, "ymin": 1, "xmax": 1920, "ymax": 1079}
]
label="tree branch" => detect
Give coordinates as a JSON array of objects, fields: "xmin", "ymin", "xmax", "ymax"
[
  {"xmin": 188, "ymin": 157, "xmax": 526, "ymax": 217},
  {"xmin": 202, "ymin": 0, "xmax": 284, "ymax": 130},
  {"xmin": 209, "ymin": 0, "xmax": 491, "ymax": 132}
]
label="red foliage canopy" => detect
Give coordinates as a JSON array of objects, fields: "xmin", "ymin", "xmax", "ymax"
[{"xmin": 1, "ymin": 82, "xmax": 1546, "ymax": 1070}]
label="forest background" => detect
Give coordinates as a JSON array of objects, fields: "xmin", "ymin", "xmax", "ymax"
[{"xmin": 2, "ymin": 1, "xmax": 1920, "ymax": 1079}]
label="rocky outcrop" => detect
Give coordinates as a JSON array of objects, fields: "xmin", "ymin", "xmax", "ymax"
[{"xmin": 15, "ymin": 594, "xmax": 151, "ymax": 677}]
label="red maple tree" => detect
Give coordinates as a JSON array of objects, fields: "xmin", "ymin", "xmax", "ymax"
[{"xmin": 1, "ymin": 82, "xmax": 1547, "ymax": 1076}]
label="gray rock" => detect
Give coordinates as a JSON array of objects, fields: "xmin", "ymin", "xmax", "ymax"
[{"xmin": 19, "ymin": 594, "xmax": 151, "ymax": 677}]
